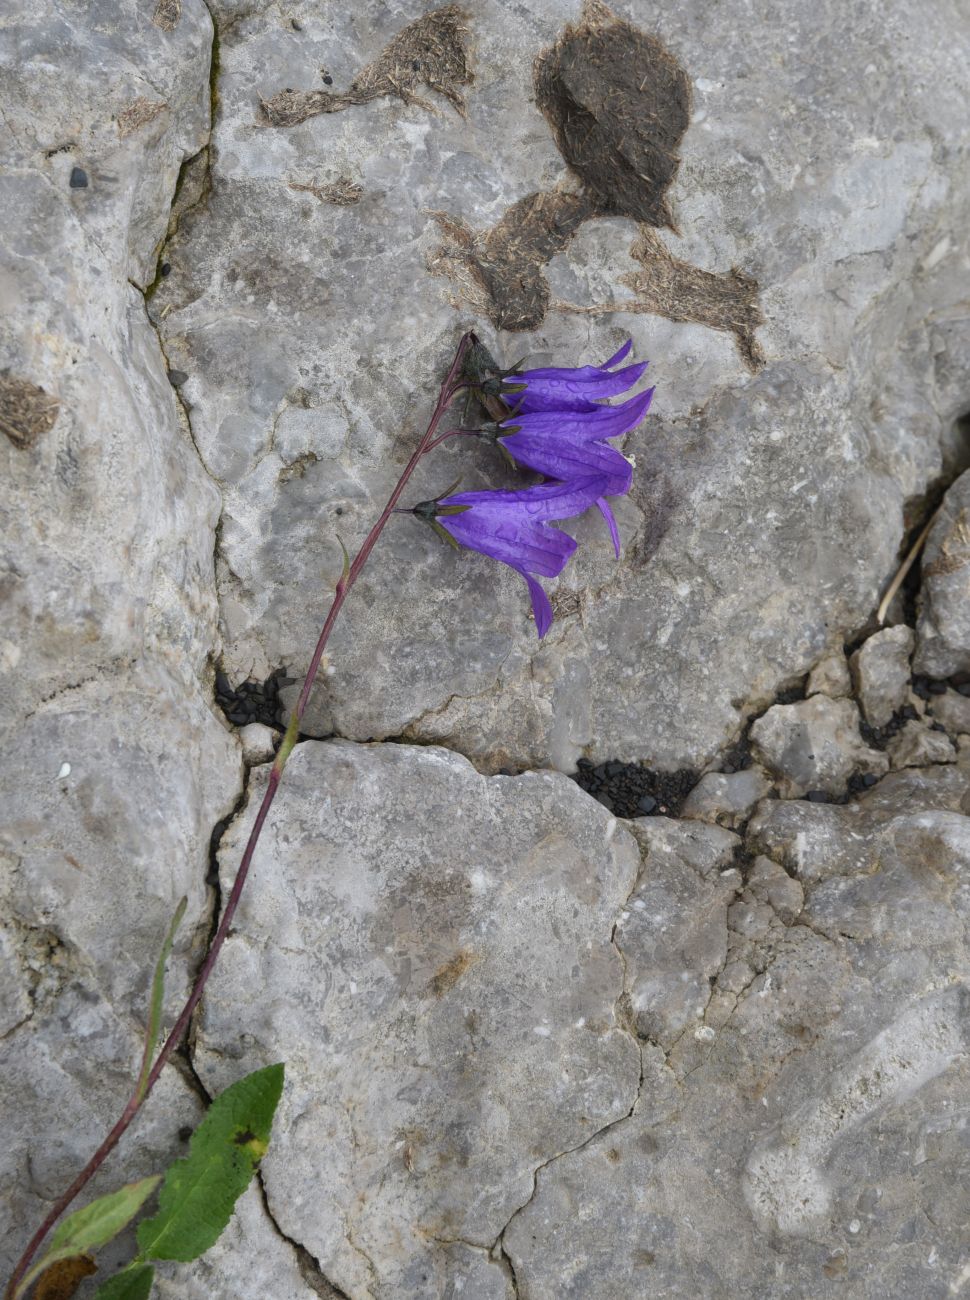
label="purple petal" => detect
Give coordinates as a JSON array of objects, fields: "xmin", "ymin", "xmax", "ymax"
[
  {"xmin": 602, "ymin": 338, "xmax": 633, "ymax": 369},
  {"xmin": 440, "ymin": 510, "xmax": 578, "ymax": 577},
  {"xmin": 502, "ymin": 387, "xmax": 654, "ymax": 443},
  {"xmin": 442, "ymin": 475, "xmax": 610, "ymax": 522},
  {"xmin": 501, "ymin": 430, "xmax": 633, "ymax": 496},
  {"xmin": 523, "ymin": 573, "xmax": 554, "ymax": 637},
  {"xmin": 596, "ymin": 497, "xmax": 621, "ymax": 557}
]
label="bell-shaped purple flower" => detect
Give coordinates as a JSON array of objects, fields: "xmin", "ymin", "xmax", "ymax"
[
  {"xmin": 495, "ymin": 385, "xmax": 654, "ymax": 556},
  {"xmin": 503, "ymin": 339, "xmax": 649, "ymax": 412},
  {"xmin": 420, "ymin": 476, "xmax": 609, "ymax": 637}
]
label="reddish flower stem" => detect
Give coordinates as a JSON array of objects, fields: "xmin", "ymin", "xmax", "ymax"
[{"xmin": 4, "ymin": 332, "xmax": 474, "ymax": 1300}]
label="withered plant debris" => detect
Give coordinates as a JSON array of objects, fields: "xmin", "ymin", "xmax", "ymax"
[
  {"xmin": 117, "ymin": 97, "xmax": 167, "ymax": 137},
  {"xmin": 0, "ymin": 374, "xmax": 60, "ymax": 448},
  {"xmin": 534, "ymin": 0, "xmax": 691, "ymax": 229},
  {"xmin": 289, "ymin": 177, "xmax": 363, "ymax": 205},
  {"xmin": 558, "ymin": 227, "xmax": 766, "ymax": 370},
  {"xmin": 152, "ymin": 0, "xmax": 181, "ymax": 32},
  {"xmin": 429, "ymin": 0, "xmax": 765, "ymax": 370},
  {"xmin": 430, "ymin": 190, "xmax": 596, "ymax": 331},
  {"xmin": 259, "ymin": 6, "xmax": 472, "ymax": 127}
]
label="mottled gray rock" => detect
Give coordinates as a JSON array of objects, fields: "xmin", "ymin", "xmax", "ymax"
[
  {"xmin": 504, "ymin": 770, "xmax": 970, "ymax": 1299},
  {"xmin": 198, "ymin": 740, "xmax": 637, "ymax": 1298},
  {"xmin": 916, "ymin": 471, "xmax": 970, "ymax": 678},
  {"xmin": 929, "ymin": 688, "xmax": 970, "ymax": 735},
  {"xmin": 749, "ymin": 696, "xmax": 888, "ymax": 797},
  {"xmin": 850, "ymin": 625, "xmax": 914, "ymax": 727},
  {"xmin": 150, "ymin": 0, "xmax": 970, "ymax": 773},
  {"xmin": 679, "ymin": 765, "xmax": 774, "ymax": 828},
  {"xmin": 617, "ymin": 818, "xmax": 740, "ymax": 1048},
  {"xmin": 806, "ymin": 649, "xmax": 852, "ymax": 699},
  {"xmin": 238, "ymin": 721, "xmax": 278, "ymax": 764},
  {"xmin": 887, "ymin": 720, "xmax": 958, "ymax": 769},
  {"xmin": 1, "ymin": 1, "xmax": 248, "ymax": 1290}
]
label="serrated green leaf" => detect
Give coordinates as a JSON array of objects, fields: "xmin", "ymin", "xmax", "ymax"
[
  {"xmin": 136, "ymin": 1063, "xmax": 284, "ymax": 1263},
  {"xmin": 15, "ymin": 1179, "xmax": 160, "ymax": 1299},
  {"xmin": 136, "ymin": 896, "xmax": 187, "ymax": 1103},
  {"xmin": 93, "ymin": 1263, "xmax": 155, "ymax": 1300}
]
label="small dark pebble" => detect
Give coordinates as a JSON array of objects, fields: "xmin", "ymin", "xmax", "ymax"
[
  {"xmin": 637, "ymin": 795, "xmax": 657, "ymax": 815},
  {"xmin": 412, "ymin": 59, "xmax": 421, "ymax": 71},
  {"xmin": 912, "ymin": 676, "xmax": 932, "ymax": 700},
  {"xmin": 901, "ymin": 704, "xmax": 918, "ymax": 720},
  {"xmin": 322, "ymin": 74, "xmax": 333, "ymax": 85},
  {"xmin": 69, "ymin": 166, "xmax": 88, "ymax": 188},
  {"xmin": 227, "ymin": 710, "xmax": 249, "ymax": 725},
  {"xmin": 931, "ymin": 722, "xmax": 948, "ymax": 733},
  {"xmin": 606, "ymin": 760, "xmax": 624, "ymax": 776},
  {"xmin": 957, "ymin": 682, "xmax": 970, "ymax": 697},
  {"xmin": 216, "ymin": 670, "xmax": 232, "ymax": 695},
  {"xmin": 160, "ymin": 261, "xmax": 172, "ymax": 277},
  {"xmin": 593, "ymin": 763, "xmax": 607, "ymax": 779},
  {"xmin": 167, "ymin": 369, "xmax": 189, "ymax": 387},
  {"xmin": 806, "ymin": 790, "xmax": 829, "ymax": 803},
  {"xmin": 862, "ymin": 773, "xmax": 879, "ymax": 787},
  {"xmin": 928, "ymin": 680, "xmax": 948, "ymax": 695},
  {"xmin": 595, "ymin": 793, "xmax": 614, "ymax": 812}
]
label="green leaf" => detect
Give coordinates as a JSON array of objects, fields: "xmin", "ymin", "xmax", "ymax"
[
  {"xmin": 93, "ymin": 1263, "xmax": 155, "ymax": 1300},
  {"xmin": 15, "ymin": 1179, "xmax": 160, "ymax": 1298},
  {"xmin": 136, "ymin": 896, "xmax": 188, "ymax": 1103},
  {"xmin": 136, "ymin": 1063, "xmax": 284, "ymax": 1263}
]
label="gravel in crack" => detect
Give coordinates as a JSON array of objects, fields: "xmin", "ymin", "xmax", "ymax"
[
  {"xmin": 573, "ymin": 759, "xmax": 698, "ymax": 818},
  {"xmin": 215, "ymin": 667, "xmax": 292, "ymax": 730}
]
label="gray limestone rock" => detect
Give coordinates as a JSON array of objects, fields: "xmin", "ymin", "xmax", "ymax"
[
  {"xmin": 617, "ymin": 818, "xmax": 741, "ymax": 1049},
  {"xmin": 149, "ymin": 0, "xmax": 970, "ymax": 773},
  {"xmin": 679, "ymin": 765, "xmax": 774, "ymax": 829},
  {"xmin": 806, "ymin": 649, "xmax": 852, "ymax": 699},
  {"xmin": 238, "ymin": 721, "xmax": 278, "ymax": 764},
  {"xmin": 929, "ymin": 688, "xmax": 970, "ymax": 736},
  {"xmin": 749, "ymin": 695, "xmax": 888, "ymax": 797},
  {"xmin": 504, "ymin": 771, "xmax": 970, "ymax": 1299},
  {"xmin": 887, "ymin": 719, "xmax": 958, "ymax": 769},
  {"xmin": 197, "ymin": 740, "xmax": 638, "ymax": 1298},
  {"xmin": 850, "ymin": 625, "xmax": 914, "ymax": 727},
  {"xmin": 916, "ymin": 471, "xmax": 970, "ymax": 678}
]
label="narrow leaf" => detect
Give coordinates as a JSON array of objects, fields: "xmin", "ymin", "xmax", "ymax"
[
  {"xmin": 17, "ymin": 1179, "xmax": 160, "ymax": 1298},
  {"xmin": 335, "ymin": 534, "xmax": 351, "ymax": 586},
  {"xmin": 136, "ymin": 896, "xmax": 188, "ymax": 1102},
  {"xmin": 31, "ymin": 1254, "xmax": 96, "ymax": 1300},
  {"xmin": 93, "ymin": 1264, "xmax": 155, "ymax": 1300},
  {"xmin": 136, "ymin": 1063, "xmax": 284, "ymax": 1263}
]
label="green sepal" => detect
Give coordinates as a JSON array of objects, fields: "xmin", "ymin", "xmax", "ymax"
[
  {"xmin": 435, "ymin": 504, "xmax": 472, "ymax": 516},
  {"xmin": 430, "ymin": 519, "xmax": 462, "ymax": 550}
]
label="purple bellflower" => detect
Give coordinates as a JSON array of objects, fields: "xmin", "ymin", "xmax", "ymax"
[
  {"xmin": 415, "ymin": 476, "xmax": 609, "ymax": 637},
  {"xmin": 493, "ymin": 386, "xmax": 654, "ymax": 556},
  {"xmin": 503, "ymin": 339, "xmax": 649, "ymax": 412}
]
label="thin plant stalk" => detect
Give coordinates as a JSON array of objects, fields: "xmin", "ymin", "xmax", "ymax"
[{"xmin": 4, "ymin": 332, "xmax": 474, "ymax": 1300}]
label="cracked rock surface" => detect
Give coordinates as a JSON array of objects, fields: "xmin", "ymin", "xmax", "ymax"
[
  {"xmin": 4, "ymin": 0, "xmax": 970, "ymax": 1298},
  {"xmin": 197, "ymin": 740, "xmax": 639, "ymax": 1298},
  {"xmin": 152, "ymin": 0, "xmax": 970, "ymax": 773},
  {"xmin": 504, "ymin": 761, "xmax": 970, "ymax": 1298}
]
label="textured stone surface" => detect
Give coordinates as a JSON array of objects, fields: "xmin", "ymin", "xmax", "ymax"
[
  {"xmin": 916, "ymin": 471, "xmax": 970, "ymax": 678},
  {"xmin": 150, "ymin": 0, "xmax": 970, "ymax": 773},
  {"xmin": 850, "ymin": 625, "xmax": 914, "ymax": 728},
  {"xmin": 930, "ymin": 687, "xmax": 970, "ymax": 736},
  {"xmin": 679, "ymin": 765, "xmax": 774, "ymax": 829},
  {"xmin": 198, "ymin": 740, "xmax": 637, "ymax": 1298},
  {"xmin": 0, "ymin": 1, "xmax": 246, "ymax": 1290},
  {"xmin": 887, "ymin": 719, "xmax": 958, "ymax": 769},
  {"xmin": 504, "ymin": 764, "xmax": 970, "ymax": 1298},
  {"xmin": 749, "ymin": 696, "xmax": 888, "ymax": 797},
  {"xmin": 806, "ymin": 649, "xmax": 852, "ymax": 699}
]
